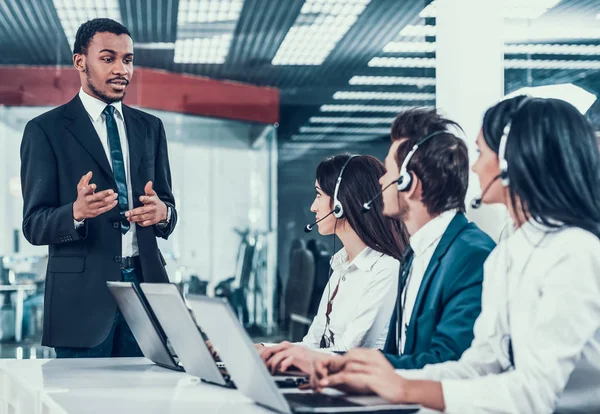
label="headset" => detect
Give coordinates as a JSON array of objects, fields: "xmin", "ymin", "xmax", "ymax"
[
  {"xmin": 396, "ymin": 130, "xmax": 448, "ymax": 191},
  {"xmin": 498, "ymin": 96, "xmax": 532, "ymax": 187},
  {"xmin": 305, "ymin": 155, "xmax": 359, "ymax": 232},
  {"xmin": 332, "ymin": 155, "xmax": 359, "ymax": 218},
  {"xmin": 361, "ymin": 131, "xmax": 448, "ymax": 213}
]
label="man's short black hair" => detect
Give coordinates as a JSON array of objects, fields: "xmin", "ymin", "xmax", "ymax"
[
  {"xmin": 73, "ymin": 18, "xmax": 132, "ymax": 55},
  {"xmin": 391, "ymin": 108, "xmax": 469, "ymax": 216}
]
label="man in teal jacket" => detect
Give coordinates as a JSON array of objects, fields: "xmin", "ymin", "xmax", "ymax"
[{"xmin": 378, "ymin": 108, "xmax": 495, "ymax": 369}]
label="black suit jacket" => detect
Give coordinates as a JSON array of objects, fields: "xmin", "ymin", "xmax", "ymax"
[
  {"xmin": 20, "ymin": 95, "xmax": 177, "ymax": 348},
  {"xmin": 382, "ymin": 213, "xmax": 495, "ymax": 369}
]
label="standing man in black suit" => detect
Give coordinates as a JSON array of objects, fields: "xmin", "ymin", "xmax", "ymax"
[{"xmin": 20, "ymin": 18, "xmax": 177, "ymax": 358}]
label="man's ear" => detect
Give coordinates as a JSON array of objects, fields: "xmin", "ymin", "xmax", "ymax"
[
  {"xmin": 406, "ymin": 172, "xmax": 420, "ymax": 200},
  {"xmin": 73, "ymin": 54, "xmax": 86, "ymax": 73}
]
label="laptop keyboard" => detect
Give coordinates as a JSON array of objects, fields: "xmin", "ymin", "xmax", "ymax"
[{"xmin": 285, "ymin": 393, "xmax": 361, "ymax": 408}]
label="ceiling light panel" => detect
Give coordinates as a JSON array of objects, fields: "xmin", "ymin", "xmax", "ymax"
[
  {"xmin": 505, "ymin": 44, "xmax": 600, "ymax": 55},
  {"xmin": 290, "ymin": 134, "xmax": 379, "ymax": 142},
  {"xmin": 271, "ymin": 0, "xmax": 371, "ymax": 65},
  {"xmin": 333, "ymin": 91, "xmax": 435, "ymax": 101},
  {"xmin": 383, "ymin": 41, "xmax": 436, "ymax": 53},
  {"xmin": 53, "ymin": 0, "xmax": 122, "ymax": 51},
  {"xmin": 504, "ymin": 59, "xmax": 600, "ymax": 70},
  {"xmin": 368, "ymin": 57, "xmax": 437, "ymax": 68},
  {"xmin": 349, "ymin": 76, "xmax": 436, "ymax": 86},
  {"xmin": 320, "ymin": 104, "xmax": 429, "ymax": 112},
  {"xmin": 300, "ymin": 126, "xmax": 391, "ymax": 134},
  {"xmin": 420, "ymin": 0, "xmax": 561, "ymax": 19},
  {"xmin": 174, "ymin": 0, "xmax": 245, "ymax": 64},
  {"xmin": 309, "ymin": 117, "xmax": 393, "ymax": 124}
]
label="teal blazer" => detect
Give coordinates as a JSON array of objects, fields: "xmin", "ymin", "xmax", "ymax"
[{"xmin": 382, "ymin": 213, "xmax": 495, "ymax": 369}]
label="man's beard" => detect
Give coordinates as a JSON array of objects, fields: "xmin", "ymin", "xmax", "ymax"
[
  {"xmin": 85, "ymin": 63, "xmax": 126, "ymax": 104},
  {"xmin": 397, "ymin": 192, "xmax": 409, "ymax": 222}
]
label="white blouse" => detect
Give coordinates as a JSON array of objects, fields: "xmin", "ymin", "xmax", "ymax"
[
  {"xmin": 398, "ymin": 220, "xmax": 600, "ymax": 413},
  {"xmin": 301, "ymin": 246, "xmax": 400, "ymax": 352}
]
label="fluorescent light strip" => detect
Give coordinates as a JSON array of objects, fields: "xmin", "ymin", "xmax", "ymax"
[
  {"xmin": 368, "ymin": 57, "xmax": 436, "ymax": 68},
  {"xmin": 320, "ymin": 104, "xmax": 428, "ymax": 112},
  {"xmin": 399, "ymin": 25, "xmax": 436, "ymax": 37},
  {"xmin": 505, "ymin": 59, "xmax": 600, "ymax": 70},
  {"xmin": 505, "ymin": 44, "xmax": 600, "ymax": 55},
  {"xmin": 300, "ymin": 126, "xmax": 391, "ymax": 134},
  {"xmin": 369, "ymin": 56, "xmax": 600, "ymax": 69},
  {"xmin": 174, "ymin": 0, "xmax": 244, "ymax": 64},
  {"xmin": 290, "ymin": 134, "xmax": 379, "ymax": 142},
  {"xmin": 505, "ymin": 27, "xmax": 600, "ymax": 42},
  {"xmin": 272, "ymin": 0, "xmax": 371, "ymax": 65},
  {"xmin": 53, "ymin": 0, "xmax": 122, "ymax": 51},
  {"xmin": 420, "ymin": 0, "xmax": 561, "ymax": 19},
  {"xmin": 333, "ymin": 91, "xmax": 435, "ymax": 101},
  {"xmin": 383, "ymin": 41, "xmax": 436, "ymax": 53},
  {"xmin": 281, "ymin": 142, "xmax": 348, "ymax": 150},
  {"xmin": 349, "ymin": 76, "xmax": 436, "ymax": 86},
  {"xmin": 310, "ymin": 117, "xmax": 394, "ymax": 124},
  {"xmin": 381, "ymin": 42, "xmax": 600, "ymax": 56}
]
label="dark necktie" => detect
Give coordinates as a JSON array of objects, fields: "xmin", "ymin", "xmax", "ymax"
[
  {"xmin": 395, "ymin": 247, "xmax": 414, "ymax": 354},
  {"xmin": 103, "ymin": 105, "xmax": 130, "ymax": 235}
]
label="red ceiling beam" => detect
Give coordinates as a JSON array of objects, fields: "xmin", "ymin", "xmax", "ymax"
[{"xmin": 0, "ymin": 66, "xmax": 279, "ymax": 124}]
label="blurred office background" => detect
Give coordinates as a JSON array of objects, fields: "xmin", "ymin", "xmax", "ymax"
[{"xmin": 0, "ymin": 0, "xmax": 598, "ymax": 358}]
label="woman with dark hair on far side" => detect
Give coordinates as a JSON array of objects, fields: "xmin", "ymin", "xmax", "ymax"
[
  {"xmin": 258, "ymin": 153, "xmax": 409, "ymax": 374},
  {"xmin": 311, "ymin": 96, "xmax": 600, "ymax": 414}
]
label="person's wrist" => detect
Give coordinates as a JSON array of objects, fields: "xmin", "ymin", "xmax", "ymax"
[
  {"xmin": 73, "ymin": 202, "xmax": 84, "ymax": 221},
  {"xmin": 160, "ymin": 203, "xmax": 168, "ymax": 222},
  {"xmin": 392, "ymin": 376, "xmax": 411, "ymax": 403}
]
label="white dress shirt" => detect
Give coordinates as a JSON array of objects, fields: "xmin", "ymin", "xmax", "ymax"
[
  {"xmin": 400, "ymin": 209, "xmax": 457, "ymax": 353},
  {"xmin": 398, "ymin": 220, "xmax": 600, "ymax": 413},
  {"xmin": 77, "ymin": 88, "xmax": 138, "ymax": 257},
  {"xmin": 301, "ymin": 246, "xmax": 400, "ymax": 352}
]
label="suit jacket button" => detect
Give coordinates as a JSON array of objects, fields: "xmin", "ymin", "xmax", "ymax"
[
  {"xmin": 113, "ymin": 222, "xmax": 120, "ymax": 229},
  {"xmin": 113, "ymin": 256, "xmax": 121, "ymax": 263}
]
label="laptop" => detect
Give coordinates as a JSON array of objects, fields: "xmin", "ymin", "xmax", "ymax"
[
  {"xmin": 106, "ymin": 281, "xmax": 182, "ymax": 371},
  {"xmin": 139, "ymin": 282, "xmax": 229, "ymax": 387},
  {"xmin": 187, "ymin": 295, "xmax": 420, "ymax": 414}
]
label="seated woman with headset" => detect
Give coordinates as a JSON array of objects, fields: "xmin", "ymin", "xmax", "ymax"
[
  {"xmin": 258, "ymin": 154, "xmax": 409, "ymax": 373},
  {"xmin": 311, "ymin": 96, "xmax": 600, "ymax": 413}
]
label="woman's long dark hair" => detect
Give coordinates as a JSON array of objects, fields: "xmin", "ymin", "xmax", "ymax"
[
  {"xmin": 482, "ymin": 95, "xmax": 600, "ymax": 237},
  {"xmin": 316, "ymin": 154, "xmax": 409, "ymax": 260}
]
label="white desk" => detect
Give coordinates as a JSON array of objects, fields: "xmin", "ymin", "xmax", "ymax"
[
  {"xmin": 0, "ymin": 358, "xmax": 439, "ymax": 414},
  {"xmin": 0, "ymin": 357, "xmax": 270, "ymax": 414}
]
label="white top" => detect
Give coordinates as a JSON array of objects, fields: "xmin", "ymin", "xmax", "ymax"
[
  {"xmin": 400, "ymin": 209, "xmax": 457, "ymax": 353},
  {"xmin": 398, "ymin": 220, "xmax": 600, "ymax": 413},
  {"xmin": 301, "ymin": 246, "xmax": 400, "ymax": 352},
  {"xmin": 77, "ymin": 88, "xmax": 137, "ymax": 257}
]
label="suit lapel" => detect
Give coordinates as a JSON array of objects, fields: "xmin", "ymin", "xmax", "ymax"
[
  {"xmin": 122, "ymin": 105, "xmax": 145, "ymax": 174},
  {"xmin": 403, "ymin": 213, "xmax": 469, "ymax": 353},
  {"xmin": 63, "ymin": 95, "xmax": 113, "ymax": 179}
]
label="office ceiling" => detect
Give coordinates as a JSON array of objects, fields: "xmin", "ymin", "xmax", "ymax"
[{"xmin": 1, "ymin": 0, "xmax": 599, "ymax": 160}]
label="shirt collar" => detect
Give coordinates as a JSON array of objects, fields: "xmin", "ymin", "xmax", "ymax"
[
  {"xmin": 410, "ymin": 209, "xmax": 458, "ymax": 256},
  {"xmin": 330, "ymin": 246, "xmax": 385, "ymax": 272},
  {"xmin": 78, "ymin": 87, "xmax": 123, "ymax": 122}
]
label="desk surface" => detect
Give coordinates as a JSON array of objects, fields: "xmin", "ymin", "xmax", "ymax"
[{"xmin": 0, "ymin": 358, "xmax": 439, "ymax": 414}]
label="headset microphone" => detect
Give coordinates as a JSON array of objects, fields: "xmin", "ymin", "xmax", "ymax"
[
  {"xmin": 361, "ymin": 180, "xmax": 399, "ymax": 213},
  {"xmin": 304, "ymin": 208, "xmax": 338, "ymax": 233},
  {"xmin": 471, "ymin": 174, "xmax": 502, "ymax": 209}
]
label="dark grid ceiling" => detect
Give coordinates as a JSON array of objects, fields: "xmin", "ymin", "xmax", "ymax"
[{"xmin": 1, "ymin": 0, "xmax": 599, "ymax": 154}]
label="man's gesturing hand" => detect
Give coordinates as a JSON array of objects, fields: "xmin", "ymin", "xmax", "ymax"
[
  {"xmin": 125, "ymin": 181, "xmax": 167, "ymax": 227},
  {"xmin": 73, "ymin": 171, "xmax": 118, "ymax": 221}
]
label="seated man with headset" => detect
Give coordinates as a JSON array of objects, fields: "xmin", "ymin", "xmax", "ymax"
[{"xmin": 261, "ymin": 108, "xmax": 495, "ymax": 373}]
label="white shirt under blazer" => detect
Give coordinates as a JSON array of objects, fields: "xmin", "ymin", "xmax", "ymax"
[
  {"xmin": 301, "ymin": 246, "xmax": 400, "ymax": 352},
  {"xmin": 398, "ymin": 220, "xmax": 600, "ymax": 413}
]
